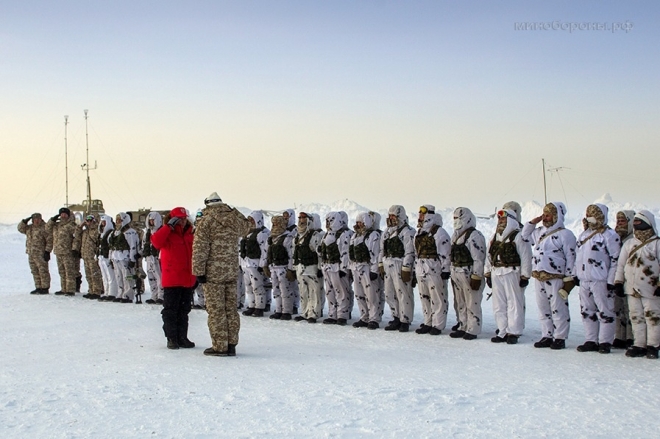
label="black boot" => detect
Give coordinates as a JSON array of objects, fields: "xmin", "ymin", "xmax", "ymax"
[
  {"xmin": 227, "ymin": 344, "xmax": 237, "ymax": 357},
  {"xmin": 506, "ymin": 335, "xmax": 519, "ymax": 344},
  {"xmin": 534, "ymin": 337, "xmax": 553, "ymax": 348},
  {"xmin": 30, "ymin": 288, "xmax": 39, "ymax": 295},
  {"xmin": 612, "ymin": 339, "xmax": 628, "ymax": 349},
  {"xmin": 252, "ymin": 308, "xmax": 264, "ymax": 317},
  {"xmin": 625, "ymin": 346, "xmax": 647, "ymax": 357},
  {"xmin": 75, "ymin": 275, "xmax": 82, "ymax": 293},
  {"xmin": 167, "ymin": 338, "xmax": 179, "ymax": 350},
  {"xmin": 367, "ymin": 321, "xmax": 379, "ymax": 330},
  {"xmin": 550, "ymin": 339, "xmax": 565, "ymax": 350},
  {"xmin": 242, "ymin": 307, "xmax": 255, "ymax": 316},
  {"xmin": 646, "ymin": 345, "xmax": 659, "ymax": 359},
  {"xmin": 337, "ymin": 318, "xmax": 347, "ymax": 326},
  {"xmin": 429, "ymin": 327, "xmax": 442, "ymax": 336},
  {"xmin": 294, "ymin": 316, "xmax": 307, "ymax": 322},
  {"xmin": 449, "ymin": 330, "xmax": 466, "ymax": 338},
  {"xmin": 322, "ymin": 318, "xmax": 337, "ymax": 325},
  {"xmin": 280, "ymin": 313, "xmax": 292, "ymax": 321},
  {"xmin": 384, "ymin": 318, "xmax": 401, "ymax": 331},
  {"xmin": 38, "ymin": 288, "xmax": 49, "ymax": 295},
  {"xmin": 598, "ymin": 343, "xmax": 611, "ymax": 354},
  {"xmin": 398, "ymin": 323, "xmax": 409, "ymax": 333},
  {"xmin": 269, "ymin": 312, "xmax": 282, "ymax": 320},
  {"xmin": 352, "ymin": 320, "xmax": 368, "ymax": 328},
  {"xmin": 415, "ymin": 324, "xmax": 431, "ymax": 334},
  {"xmin": 577, "ymin": 341, "xmax": 599, "ymax": 352},
  {"xmin": 178, "ymin": 338, "xmax": 195, "ymax": 348}
]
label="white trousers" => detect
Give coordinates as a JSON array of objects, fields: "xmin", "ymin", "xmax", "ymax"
[
  {"xmin": 145, "ymin": 255, "xmax": 163, "ymax": 301},
  {"xmin": 296, "ymin": 266, "xmax": 324, "ymax": 319},
  {"xmin": 578, "ymin": 280, "xmax": 616, "ymax": 344},
  {"xmin": 323, "ymin": 267, "xmax": 352, "ymax": 320},
  {"xmin": 535, "ymin": 278, "xmax": 570, "ymax": 340},
  {"xmin": 417, "ymin": 272, "xmax": 448, "ymax": 329},
  {"xmin": 352, "ymin": 264, "xmax": 384, "ymax": 323},
  {"xmin": 451, "ymin": 268, "xmax": 483, "ymax": 335},
  {"xmin": 271, "ymin": 267, "xmax": 296, "ymax": 314},
  {"xmin": 98, "ymin": 256, "xmax": 118, "ymax": 298},
  {"xmin": 243, "ymin": 266, "xmax": 267, "ymax": 309},
  {"xmin": 628, "ymin": 295, "xmax": 660, "ymax": 348},
  {"xmin": 383, "ymin": 258, "xmax": 414, "ymax": 324},
  {"xmin": 491, "ymin": 271, "xmax": 525, "ymax": 336}
]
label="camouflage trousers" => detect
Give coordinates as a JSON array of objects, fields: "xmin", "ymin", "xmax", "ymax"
[
  {"xmin": 206, "ymin": 281, "xmax": 240, "ymax": 352},
  {"xmin": 56, "ymin": 254, "xmax": 77, "ymax": 293},
  {"xmin": 82, "ymin": 256, "xmax": 104, "ymax": 295},
  {"xmin": 628, "ymin": 295, "xmax": 660, "ymax": 347},
  {"xmin": 28, "ymin": 252, "xmax": 50, "ymax": 289}
]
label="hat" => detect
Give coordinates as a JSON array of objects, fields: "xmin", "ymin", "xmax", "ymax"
[
  {"xmin": 204, "ymin": 192, "xmax": 222, "ymax": 206},
  {"xmin": 31, "ymin": 213, "xmax": 42, "ymax": 219},
  {"xmin": 170, "ymin": 207, "xmax": 188, "ymax": 218},
  {"xmin": 59, "ymin": 207, "xmax": 71, "ymax": 216}
]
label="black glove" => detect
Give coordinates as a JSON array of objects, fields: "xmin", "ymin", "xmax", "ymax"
[
  {"xmin": 257, "ymin": 267, "xmax": 263, "ymax": 273},
  {"xmin": 607, "ymin": 283, "xmax": 614, "ymax": 291},
  {"xmin": 43, "ymin": 251, "xmax": 50, "ymax": 262},
  {"xmin": 23, "ymin": 217, "xmax": 31, "ymax": 224},
  {"xmin": 128, "ymin": 260, "xmax": 136, "ymax": 269},
  {"xmin": 316, "ymin": 269, "xmax": 323, "ymax": 278},
  {"xmin": 193, "ymin": 280, "xmax": 199, "ymax": 290},
  {"xmin": 411, "ymin": 272, "xmax": 417, "ymax": 288},
  {"xmin": 72, "ymin": 250, "xmax": 81, "ymax": 259},
  {"xmin": 613, "ymin": 283, "xmax": 624, "ymax": 297},
  {"xmin": 574, "ymin": 278, "xmax": 581, "ymax": 287},
  {"xmin": 369, "ymin": 271, "xmax": 378, "ymax": 281},
  {"xmin": 338, "ymin": 270, "xmax": 346, "ymax": 278},
  {"xmin": 167, "ymin": 217, "xmax": 180, "ymax": 229},
  {"xmin": 50, "ymin": 215, "xmax": 60, "ymax": 222},
  {"xmin": 485, "ymin": 277, "xmax": 492, "ymax": 289},
  {"xmin": 441, "ymin": 272, "xmax": 450, "ymax": 280},
  {"xmin": 196, "ymin": 275, "xmax": 207, "ymax": 284},
  {"xmin": 654, "ymin": 287, "xmax": 660, "ymax": 297},
  {"xmin": 519, "ymin": 278, "xmax": 529, "ymax": 288}
]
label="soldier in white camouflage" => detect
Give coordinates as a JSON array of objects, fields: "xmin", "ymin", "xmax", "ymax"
[
  {"xmin": 46, "ymin": 207, "xmax": 79, "ymax": 296},
  {"xmin": 143, "ymin": 212, "xmax": 164, "ymax": 304},
  {"xmin": 192, "ymin": 192, "xmax": 250, "ymax": 357},
  {"xmin": 73, "ymin": 214, "xmax": 104, "ymax": 299},
  {"xmin": 18, "ymin": 213, "xmax": 52, "ymax": 294}
]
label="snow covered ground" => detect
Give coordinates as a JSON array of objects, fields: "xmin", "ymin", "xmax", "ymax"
[{"xmin": 2, "ymin": 198, "xmax": 660, "ymax": 438}]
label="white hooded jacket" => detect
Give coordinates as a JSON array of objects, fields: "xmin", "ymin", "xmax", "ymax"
[
  {"xmin": 485, "ymin": 209, "xmax": 532, "ymax": 278},
  {"xmin": 522, "ymin": 202, "xmax": 576, "ymax": 277},
  {"xmin": 111, "ymin": 212, "xmax": 139, "ymax": 262},
  {"xmin": 379, "ymin": 205, "xmax": 416, "ymax": 269},
  {"xmin": 241, "ymin": 211, "xmax": 270, "ymax": 269},
  {"xmin": 450, "ymin": 207, "xmax": 486, "ymax": 277},
  {"xmin": 615, "ymin": 210, "xmax": 660, "ymax": 298},
  {"xmin": 350, "ymin": 212, "xmax": 381, "ymax": 273},
  {"xmin": 321, "ymin": 211, "xmax": 351, "ymax": 272},
  {"xmin": 414, "ymin": 213, "xmax": 451, "ymax": 275},
  {"xmin": 575, "ymin": 204, "xmax": 621, "ymax": 284}
]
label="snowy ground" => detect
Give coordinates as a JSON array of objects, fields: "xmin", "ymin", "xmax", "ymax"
[{"xmin": 2, "ymin": 220, "xmax": 660, "ymax": 438}]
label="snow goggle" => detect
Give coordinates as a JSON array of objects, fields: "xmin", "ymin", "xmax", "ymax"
[
  {"xmin": 497, "ymin": 210, "xmax": 516, "ymax": 220},
  {"xmin": 196, "ymin": 211, "xmax": 203, "ymax": 218},
  {"xmin": 86, "ymin": 215, "xmax": 95, "ymax": 221},
  {"xmin": 419, "ymin": 206, "xmax": 428, "ymax": 214}
]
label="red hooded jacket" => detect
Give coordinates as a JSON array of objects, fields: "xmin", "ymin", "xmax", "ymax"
[{"xmin": 151, "ymin": 221, "xmax": 196, "ymax": 288}]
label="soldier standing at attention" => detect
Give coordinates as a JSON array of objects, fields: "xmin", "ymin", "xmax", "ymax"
[
  {"xmin": 193, "ymin": 192, "xmax": 250, "ymax": 357},
  {"xmin": 47, "ymin": 207, "xmax": 78, "ymax": 296},
  {"xmin": 18, "ymin": 213, "xmax": 52, "ymax": 294},
  {"xmin": 74, "ymin": 214, "xmax": 104, "ymax": 299}
]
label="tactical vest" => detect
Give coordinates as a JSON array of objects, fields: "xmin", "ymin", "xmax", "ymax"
[
  {"xmin": 109, "ymin": 228, "xmax": 130, "ymax": 252},
  {"xmin": 450, "ymin": 227, "xmax": 475, "ymax": 267},
  {"xmin": 383, "ymin": 226, "xmax": 407, "ymax": 258},
  {"xmin": 321, "ymin": 229, "xmax": 345, "ymax": 264},
  {"xmin": 267, "ymin": 234, "xmax": 289, "ymax": 266},
  {"xmin": 293, "ymin": 231, "xmax": 318, "ymax": 266},
  {"xmin": 99, "ymin": 230, "xmax": 112, "ymax": 258},
  {"xmin": 415, "ymin": 225, "xmax": 440, "ymax": 259},
  {"xmin": 240, "ymin": 227, "xmax": 265, "ymax": 259},
  {"xmin": 142, "ymin": 230, "xmax": 159, "ymax": 257},
  {"xmin": 349, "ymin": 230, "xmax": 373, "ymax": 263},
  {"xmin": 287, "ymin": 224, "xmax": 296, "ymax": 232},
  {"xmin": 489, "ymin": 231, "xmax": 521, "ymax": 268}
]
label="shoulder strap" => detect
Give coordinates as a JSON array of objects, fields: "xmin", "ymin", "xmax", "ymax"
[
  {"xmin": 627, "ymin": 236, "xmax": 660, "ymax": 263},
  {"xmin": 538, "ymin": 227, "xmax": 564, "ymax": 244}
]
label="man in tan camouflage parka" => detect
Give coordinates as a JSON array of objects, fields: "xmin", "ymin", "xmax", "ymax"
[
  {"xmin": 18, "ymin": 213, "xmax": 52, "ymax": 294},
  {"xmin": 46, "ymin": 207, "xmax": 79, "ymax": 296},
  {"xmin": 192, "ymin": 192, "xmax": 250, "ymax": 357},
  {"xmin": 73, "ymin": 214, "xmax": 104, "ymax": 299}
]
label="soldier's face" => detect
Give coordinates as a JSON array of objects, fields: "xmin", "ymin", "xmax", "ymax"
[
  {"xmin": 616, "ymin": 216, "xmax": 629, "ymax": 229},
  {"xmin": 60, "ymin": 212, "xmax": 69, "ymax": 220},
  {"xmin": 149, "ymin": 219, "xmax": 154, "ymax": 226},
  {"xmin": 248, "ymin": 217, "xmax": 255, "ymax": 227},
  {"xmin": 100, "ymin": 220, "xmax": 106, "ymax": 229},
  {"xmin": 116, "ymin": 216, "xmax": 122, "ymax": 226},
  {"xmin": 283, "ymin": 212, "xmax": 290, "ymax": 222},
  {"xmin": 497, "ymin": 216, "xmax": 507, "ymax": 229},
  {"xmin": 298, "ymin": 216, "xmax": 308, "ymax": 226},
  {"xmin": 541, "ymin": 211, "xmax": 554, "ymax": 227},
  {"xmin": 33, "ymin": 217, "xmax": 43, "ymax": 225}
]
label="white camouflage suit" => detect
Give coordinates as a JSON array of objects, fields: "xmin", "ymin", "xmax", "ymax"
[
  {"xmin": 522, "ymin": 202, "xmax": 577, "ymax": 342},
  {"xmin": 284, "ymin": 209, "xmax": 300, "ymax": 311},
  {"xmin": 484, "ymin": 209, "xmax": 532, "ymax": 338},
  {"xmin": 267, "ymin": 216, "xmax": 297, "ymax": 315},
  {"xmin": 379, "ymin": 205, "xmax": 416, "ymax": 325},
  {"xmin": 97, "ymin": 215, "xmax": 118, "ymax": 298},
  {"xmin": 615, "ymin": 210, "xmax": 660, "ymax": 349},
  {"xmin": 614, "ymin": 210, "xmax": 635, "ymax": 344},
  {"xmin": 350, "ymin": 212, "xmax": 383, "ymax": 324},
  {"xmin": 414, "ymin": 211, "xmax": 451, "ymax": 331},
  {"xmin": 450, "ymin": 207, "xmax": 487, "ymax": 336},
  {"xmin": 109, "ymin": 212, "xmax": 140, "ymax": 301},
  {"xmin": 143, "ymin": 211, "xmax": 164, "ymax": 302},
  {"xmin": 320, "ymin": 212, "xmax": 353, "ymax": 321},
  {"xmin": 294, "ymin": 213, "xmax": 324, "ymax": 320},
  {"xmin": 575, "ymin": 204, "xmax": 621, "ymax": 346},
  {"xmin": 240, "ymin": 211, "xmax": 270, "ymax": 311}
]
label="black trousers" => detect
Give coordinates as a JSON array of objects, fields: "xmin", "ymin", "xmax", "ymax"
[{"xmin": 161, "ymin": 286, "xmax": 194, "ymax": 340}]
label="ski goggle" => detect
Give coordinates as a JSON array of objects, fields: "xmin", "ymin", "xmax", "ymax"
[
  {"xmin": 86, "ymin": 215, "xmax": 95, "ymax": 221},
  {"xmin": 196, "ymin": 211, "xmax": 203, "ymax": 218},
  {"xmin": 497, "ymin": 210, "xmax": 516, "ymax": 220}
]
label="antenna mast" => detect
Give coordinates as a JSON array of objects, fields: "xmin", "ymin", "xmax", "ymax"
[
  {"xmin": 64, "ymin": 115, "xmax": 69, "ymax": 207},
  {"xmin": 542, "ymin": 158, "xmax": 547, "ymax": 205},
  {"xmin": 81, "ymin": 109, "xmax": 97, "ymax": 215}
]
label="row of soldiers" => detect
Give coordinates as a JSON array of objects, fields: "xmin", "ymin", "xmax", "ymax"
[{"xmin": 19, "ymin": 201, "xmax": 660, "ymax": 359}]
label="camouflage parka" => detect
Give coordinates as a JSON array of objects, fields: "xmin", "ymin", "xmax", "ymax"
[
  {"xmin": 18, "ymin": 219, "xmax": 52, "ymax": 254},
  {"xmin": 192, "ymin": 203, "xmax": 250, "ymax": 283},
  {"xmin": 46, "ymin": 216, "xmax": 77, "ymax": 256},
  {"xmin": 73, "ymin": 222, "xmax": 101, "ymax": 260}
]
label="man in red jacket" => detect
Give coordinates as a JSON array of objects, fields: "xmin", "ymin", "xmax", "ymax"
[{"xmin": 151, "ymin": 207, "xmax": 197, "ymax": 350}]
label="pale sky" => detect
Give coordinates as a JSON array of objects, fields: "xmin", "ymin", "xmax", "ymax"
[{"xmin": 1, "ymin": 1, "xmax": 658, "ymax": 223}]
